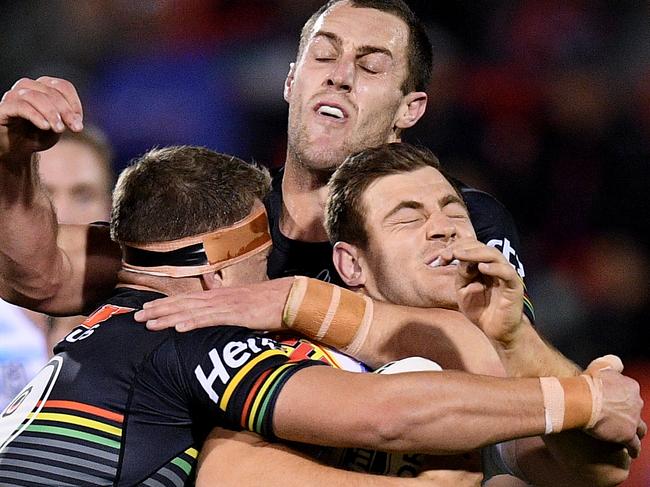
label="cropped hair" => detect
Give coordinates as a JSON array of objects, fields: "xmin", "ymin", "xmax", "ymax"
[
  {"xmin": 297, "ymin": 0, "xmax": 432, "ymax": 93},
  {"xmin": 111, "ymin": 146, "xmax": 270, "ymax": 243},
  {"xmin": 326, "ymin": 143, "xmax": 452, "ymax": 248}
]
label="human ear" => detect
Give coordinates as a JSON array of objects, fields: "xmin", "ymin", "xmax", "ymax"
[
  {"xmin": 394, "ymin": 91, "xmax": 428, "ymax": 130},
  {"xmin": 200, "ymin": 270, "xmax": 224, "ymax": 291},
  {"xmin": 283, "ymin": 62, "xmax": 296, "ymax": 102},
  {"xmin": 332, "ymin": 242, "xmax": 366, "ymax": 287}
]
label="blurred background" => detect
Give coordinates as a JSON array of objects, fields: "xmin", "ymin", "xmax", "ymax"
[{"xmin": 0, "ymin": 0, "xmax": 648, "ymax": 482}]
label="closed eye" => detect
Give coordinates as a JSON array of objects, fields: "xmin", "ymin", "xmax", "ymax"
[
  {"xmin": 359, "ymin": 63, "xmax": 378, "ymax": 74},
  {"xmin": 396, "ymin": 218, "xmax": 422, "ymax": 224},
  {"xmin": 442, "ymin": 199, "xmax": 469, "ymax": 220}
]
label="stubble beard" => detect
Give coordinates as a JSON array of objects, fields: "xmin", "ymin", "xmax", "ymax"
[
  {"xmin": 287, "ymin": 109, "xmax": 351, "ymax": 177},
  {"xmin": 287, "ymin": 118, "xmax": 394, "ymax": 178}
]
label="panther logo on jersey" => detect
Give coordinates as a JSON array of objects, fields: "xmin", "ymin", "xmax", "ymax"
[{"xmin": 0, "ymin": 356, "xmax": 63, "ymax": 453}]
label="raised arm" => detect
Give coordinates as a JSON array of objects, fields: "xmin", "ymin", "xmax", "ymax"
[{"xmin": 0, "ymin": 76, "xmax": 120, "ymax": 314}]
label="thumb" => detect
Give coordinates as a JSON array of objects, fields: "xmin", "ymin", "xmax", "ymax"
[{"xmin": 586, "ymin": 354, "xmax": 624, "ymax": 375}]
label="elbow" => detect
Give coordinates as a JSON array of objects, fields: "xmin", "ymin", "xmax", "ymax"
[{"xmin": 1, "ymin": 262, "xmax": 66, "ymax": 310}]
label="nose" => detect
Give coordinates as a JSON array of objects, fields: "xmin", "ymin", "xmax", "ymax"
[
  {"xmin": 325, "ymin": 58, "xmax": 354, "ymax": 92},
  {"xmin": 52, "ymin": 197, "xmax": 74, "ymax": 224},
  {"xmin": 425, "ymin": 215, "xmax": 457, "ymax": 242}
]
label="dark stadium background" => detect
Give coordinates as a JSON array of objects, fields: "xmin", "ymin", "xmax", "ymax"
[{"xmin": 0, "ymin": 1, "xmax": 648, "ymax": 483}]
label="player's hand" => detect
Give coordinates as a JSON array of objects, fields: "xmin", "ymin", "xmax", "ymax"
[
  {"xmin": 136, "ymin": 277, "xmax": 294, "ymax": 332},
  {"xmin": 0, "ymin": 76, "xmax": 83, "ymax": 158},
  {"xmin": 441, "ymin": 237, "xmax": 524, "ymax": 344},
  {"xmin": 583, "ymin": 355, "xmax": 645, "ymax": 458}
]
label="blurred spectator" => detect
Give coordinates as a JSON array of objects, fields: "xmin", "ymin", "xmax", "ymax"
[
  {"xmin": 0, "ymin": 302, "xmax": 48, "ymax": 408},
  {"xmin": 39, "ymin": 126, "xmax": 116, "ymax": 353},
  {"xmin": 39, "ymin": 126, "xmax": 114, "ymax": 225}
]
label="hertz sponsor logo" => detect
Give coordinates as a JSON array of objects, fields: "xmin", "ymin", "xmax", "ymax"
[{"xmin": 195, "ymin": 337, "xmax": 278, "ymax": 406}]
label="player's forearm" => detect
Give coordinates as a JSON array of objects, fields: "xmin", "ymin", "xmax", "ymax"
[
  {"xmin": 0, "ymin": 151, "xmax": 119, "ymax": 314},
  {"xmin": 0, "ymin": 151, "xmax": 67, "ymax": 306},
  {"xmin": 495, "ymin": 316, "xmax": 581, "ymax": 378},
  {"xmin": 495, "ymin": 331, "xmax": 632, "ymax": 486},
  {"xmin": 282, "ymin": 278, "xmax": 504, "ymax": 375},
  {"xmin": 196, "ymin": 428, "xmax": 434, "ymax": 487},
  {"xmin": 362, "ymin": 302, "xmax": 505, "ymax": 376},
  {"xmin": 274, "ymin": 367, "xmax": 549, "ymax": 454}
]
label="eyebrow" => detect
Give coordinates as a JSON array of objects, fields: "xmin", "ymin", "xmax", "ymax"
[
  {"xmin": 383, "ymin": 193, "xmax": 468, "ymax": 222},
  {"xmin": 383, "ymin": 200, "xmax": 423, "ymax": 221},
  {"xmin": 313, "ymin": 31, "xmax": 394, "ymax": 59},
  {"xmin": 440, "ymin": 193, "xmax": 467, "ymax": 210}
]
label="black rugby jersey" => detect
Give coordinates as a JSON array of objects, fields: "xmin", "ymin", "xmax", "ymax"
[
  {"xmin": 264, "ymin": 169, "xmax": 345, "ymax": 286},
  {"xmin": 0, "ymin": 288, "xmax": 324, "ymax": 487},
  {"xmin": 265, "ymin": 169, "xmax": 535, "ymax": 320}
]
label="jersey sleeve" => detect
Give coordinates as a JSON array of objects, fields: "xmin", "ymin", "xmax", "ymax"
[
  {"xmin": 461, "ymin": 187, "xmax": 535, "ymax": 323},
  {"xmin": 173, "ymin": 326, "xmax": 327, "ymax": 439}
]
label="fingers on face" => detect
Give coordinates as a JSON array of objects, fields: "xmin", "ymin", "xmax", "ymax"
[
  {"xmin": 449, "ymin": 239, "xmax": 520, "ymax": 286},
  {"xmin": 450, "ymin": 239, "xmax": 503, "ymax": 265}
]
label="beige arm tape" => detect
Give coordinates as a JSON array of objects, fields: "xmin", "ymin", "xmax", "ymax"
[
  {"xmin": 282, "ymin": 276, "xmax": 373, "ymax": 356},
  {"xmin": 539, "ymin": 375, "xmax": 596, "ymax": 434}
]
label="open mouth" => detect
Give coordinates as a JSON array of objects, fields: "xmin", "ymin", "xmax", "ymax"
[{"xmin": 316, "ymin": 104, "xmax": 346, "ymax": 120}]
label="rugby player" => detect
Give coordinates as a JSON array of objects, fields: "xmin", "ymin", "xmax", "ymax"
[
  {"xmin": 0, "ymin": 142, "xmax": 642, "ymax": 486},
  {"xmin": 194, "ymin": 143, "xmax": 646, "ymax": 486}
]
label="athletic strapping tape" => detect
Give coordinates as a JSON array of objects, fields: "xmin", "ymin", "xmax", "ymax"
[
  {"xmin": 122, "ymin": 205, "xmax": 272, "ymax": 278},
  {"xmin": 282, "ymin": 276, "xmax": 373, "ymax": 356},
  {"xmin": 539, "ymin": 359, "xmax": 611, "ymax": 434}
]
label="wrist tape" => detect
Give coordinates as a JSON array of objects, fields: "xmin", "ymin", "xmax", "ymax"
[
  {"xmin": 539, "ymin": 374, "xmax": 603, "ymax": 434},
  {"xmin": 282, "ymin": 276, "xmax": 373, "ymax": 356}
]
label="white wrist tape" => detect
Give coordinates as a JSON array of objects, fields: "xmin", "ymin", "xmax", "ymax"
[
  {"xmin": 539, "ymin": 375, "xmax": 594, "ymax": 434},
  {"xmin": 539, "ymin": 377, "xmax": 565, "ymax": 434},
  {"xmin": 582, "ymin": 374, "xmax": 604, "ymax": 429}
]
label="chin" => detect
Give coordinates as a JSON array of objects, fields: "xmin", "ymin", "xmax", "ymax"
[
  {"xmin": 420, "ymin": 290, "xmax": 458, "ymax": 310},
  {"xmin": 302, "ymin": 146, "xmax": 348, "ymax": 172}
]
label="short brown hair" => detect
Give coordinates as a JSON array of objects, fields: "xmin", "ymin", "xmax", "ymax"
[
  {"xmin": 111, "ymin": 146, "xmax": 270, "ymax": 243},
  {"xmin": 297, "ymin": 0, "xmax": 433, "ymax": 94},
  {"xmin": 326, "ymin": 143, "xmax": 453, "ymax": 248}
]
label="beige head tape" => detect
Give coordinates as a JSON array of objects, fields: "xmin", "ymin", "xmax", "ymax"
[{"xmin": 122, "ymin": 204, "xmax": 272, "ymax": 278}]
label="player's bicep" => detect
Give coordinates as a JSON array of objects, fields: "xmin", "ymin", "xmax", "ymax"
[
  {"xmin": 273, "ymin": 366, "xmax": 385, "ymax": 447},
  {"xmin": 184, "ymin": 328, "xmax": 326, "ymax": 437}
]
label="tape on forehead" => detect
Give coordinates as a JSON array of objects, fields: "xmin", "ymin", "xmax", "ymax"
[{"xmin": 121, "ymin": 205, "xmax": 271, "ymax": 278}]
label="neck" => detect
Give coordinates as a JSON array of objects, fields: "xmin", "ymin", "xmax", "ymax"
[
  {"xmin": 280, "ymin": 155, "xmax": 332, "ymax": 242},
  {"xmin": 116, "ymin": 269, "xmax": 203, "ymax": 296}
]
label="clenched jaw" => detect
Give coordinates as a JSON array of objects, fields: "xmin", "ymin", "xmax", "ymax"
[{"xmin": 427, "ymin": 256, "xmax": 460, "ymax": 268}]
